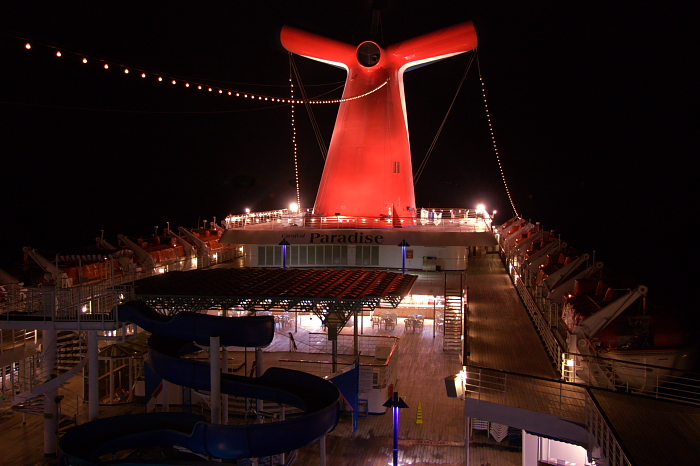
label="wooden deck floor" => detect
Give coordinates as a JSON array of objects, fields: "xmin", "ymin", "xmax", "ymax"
[
  {"xmin": 465, "ymin": 253, "xmax": 558, "ymax": 379},
  {"xmin": 0, "ymin": 254, "xmax": 556, "ymax": 465},
  {"xmin": 292, "ymin": 253, "xmax": 558, "ymax": 465}
]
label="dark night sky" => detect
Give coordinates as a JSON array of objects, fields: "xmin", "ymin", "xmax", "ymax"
[{"xmin": 0, "ymin": 1, "xmax": 696, "ymax": 309}]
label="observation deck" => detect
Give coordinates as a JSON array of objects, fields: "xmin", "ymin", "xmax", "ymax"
[{"xmin": 220, "ymin": 207, "xmax": 499, "ymax": 255}]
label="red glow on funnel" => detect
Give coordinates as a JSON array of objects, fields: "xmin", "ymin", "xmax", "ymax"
[{"xmin": 281, "ymin": 23, "xmax": 477, "ymax": 221}]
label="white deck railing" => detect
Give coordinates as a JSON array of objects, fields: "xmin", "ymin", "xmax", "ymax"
[
  {"xmin": 586, "ymin": 396, "xmax": 633, "ymax": 466},
  {"xmin": 464, "ymin": 364, "xmax": 632, "ymax": 466},
  {"xmin": 0, "ymin": 284, "xmax": 134, "ymax": 323},
  {"xmin": 463, "ymin": 365, "xmax": 587, "ymax": 423},
  {"xmin": 224, "ymin": 207, "xmax": 494, "ymax": 232},
  {"xmin": 513, "ymin": 275, "xmax": 565, "ymax": 369}
]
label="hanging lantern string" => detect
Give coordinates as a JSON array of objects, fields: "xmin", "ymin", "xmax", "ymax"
[
  {"xmin": 290, "ymin": 65, "xmax": 301, "ymax": 209},
  {"xmin": 10, "ymin": 33, "xmax": 387, "ymax": 105},
  {"xmin": 475, "ymin": 50, "xmax": 519, "ymax": 218}
]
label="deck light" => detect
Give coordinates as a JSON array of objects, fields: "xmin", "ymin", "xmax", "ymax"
[{"xmin": 383, "ymin": 392, "xmax": 408, "ymax": 466}]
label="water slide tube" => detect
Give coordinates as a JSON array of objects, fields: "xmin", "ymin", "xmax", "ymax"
[{"xmin": 60, "ymin": 301, "xmax": 341, "ymax": 464}]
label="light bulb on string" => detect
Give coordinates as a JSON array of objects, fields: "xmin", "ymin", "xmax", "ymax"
[
  {"xmin": 11, "ymin": 36, "xmax": 387, "ymax": 108},
  {"xmin": 290, "ymin": 70, "xmax": 301, "ymax": 208},
  {"xmin": 478, "ymin": 72, "xmax": 518, "ymax": 217}
]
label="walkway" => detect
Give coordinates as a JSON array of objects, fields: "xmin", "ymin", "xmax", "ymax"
[{"xmin": 465, "ymin": 253, "xmax": 558, "ymax": 379}]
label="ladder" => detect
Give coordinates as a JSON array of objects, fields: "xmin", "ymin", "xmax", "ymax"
[{"xmin": 443, "ymin": 273, "xmax": 464, "ymax": 354}]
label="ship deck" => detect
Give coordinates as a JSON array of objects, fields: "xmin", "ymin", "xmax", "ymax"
[
  {"xmin": 0, "ymin": 254, "xmax": 554, "ymax": 466},
  {"xmin": 0, "ymin": 253, "xmax": 565, "ymax": 465}
]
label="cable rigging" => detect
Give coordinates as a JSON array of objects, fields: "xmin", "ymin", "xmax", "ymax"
[
  {"xmin": 411, "ymin": 48, "xmax": 520, "ymax": 218},
  {"xmin": 289, "ymin": 54, "xmax": 329, "ymax": 161},
  {"xmin": 413, "ymin": 51, "xmax": 476, "ymax": 184}
]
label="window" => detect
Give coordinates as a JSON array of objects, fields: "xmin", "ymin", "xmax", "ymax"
[{"xmin": 356, "ymin": 246, "xmax": 379, "ymax": 266}]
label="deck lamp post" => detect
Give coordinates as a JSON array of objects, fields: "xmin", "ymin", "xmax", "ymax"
[
  {"xmin": 383, "ymin": 392, "xmax": 409, "ymax": 466},
  {"xmin": 398, "ymin": 240, "xmax": 410, "ymax": 274},
  {"xmin": 279, "ymin": 239, "xmax": 290, "ymax": 269}
]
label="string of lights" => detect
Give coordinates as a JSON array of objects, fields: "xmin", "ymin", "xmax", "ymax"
[
  {"xmin": 16, "ymin": 38, "xmax": 387, "ymax": 105},
  {"xmin": 290, "ymin": 74, "xmax": 301, "ymax": 208},
  {"xmin": 476, "ymin": 51, "xmax": 519, "ymax": 218}
]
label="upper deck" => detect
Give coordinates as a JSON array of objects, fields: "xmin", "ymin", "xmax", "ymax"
[{"xmin": 220, "ymin": 207, "xmax": 499, "ymax": 248}]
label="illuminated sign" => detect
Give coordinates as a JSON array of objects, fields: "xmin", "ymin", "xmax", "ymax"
[{"xmin": 310, "ymin": 232, "xmax": 384, "ymax": 244}]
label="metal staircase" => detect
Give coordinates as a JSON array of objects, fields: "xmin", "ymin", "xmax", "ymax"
[
  {"xmin": 13, "ymin": 388, "xmax": 85, "ymax": 433},
  {"xmin": 443, "ymin": 273, "xmax": 464, "ymax": 354},
  {"xmin": 11, "ymin": 331, "xmax": 87, "ymax": 407}
]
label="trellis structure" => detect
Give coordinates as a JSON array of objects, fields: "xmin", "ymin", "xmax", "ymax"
[{"xmin": 133, "ymin": 268, "xmax": 417, "ymax": 339}]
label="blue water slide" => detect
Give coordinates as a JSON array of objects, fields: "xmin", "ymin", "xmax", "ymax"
[{"xmin": 60, "ymin": 301, "xmax": 341, "ymax": 465}]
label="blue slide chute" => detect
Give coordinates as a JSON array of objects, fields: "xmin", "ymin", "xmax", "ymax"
[{"xmin": 60, "ymin": 301, "xmax": 341, "ymax": 464}]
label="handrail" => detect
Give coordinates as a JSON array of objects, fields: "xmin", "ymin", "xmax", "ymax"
[
  {"xmin": 307, "ymin": 333, "xmax": 398, "ymax": 359},
  {"xmin": 223, "ymin": 208, "xmax": 493, "ymax": 232},
  {"xmin": 11, "ymin": 332, "xmax": 87, "ymax": 404},
  {"xmin": 463, "ymin": 363, "xmax": 633, "ymax": 466},
  {"xmin": 508, "ymin": 253, "xmax": 700, "ymax": 407},
  {"xmin": 564, "ymin": 349, "xmax": 700, "ymax": 406},
  {"xmin": 462, "ymin": 364, "xmax": 587, "ymax": 423},
  {"xmin": 585, "ymin": 395, "xmax": 633, "ymax": 466},
  {"xmin": 0, "ymin": 284, "xmax": 134, "ymax": 323},
  {"xmin": 513, "ymin": 275, "xmax": 565, "ymax": 371}
]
